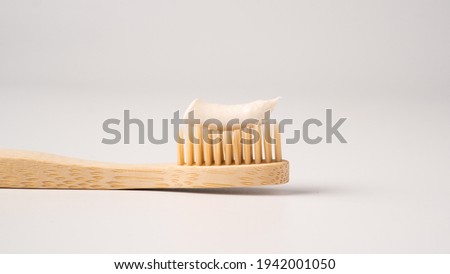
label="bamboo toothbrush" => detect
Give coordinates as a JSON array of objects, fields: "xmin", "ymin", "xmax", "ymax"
[{"xmin": 0, "ymin": 99, "xmax": 289, "ymax": 189}]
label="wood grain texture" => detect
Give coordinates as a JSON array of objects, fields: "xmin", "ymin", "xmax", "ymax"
[{"xmin": 0, "ymin": 150, "xmax": 289, "ymax": 189}]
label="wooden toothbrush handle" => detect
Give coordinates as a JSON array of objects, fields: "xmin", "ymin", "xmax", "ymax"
[{"xmin": 0, "ymin": 150, "xmax": 289, "ymax": 189}]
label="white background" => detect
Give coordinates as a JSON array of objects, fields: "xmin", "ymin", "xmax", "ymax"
[{"xmin": 0, "ymin": 0, "xmax": 449, "ymax": 253}]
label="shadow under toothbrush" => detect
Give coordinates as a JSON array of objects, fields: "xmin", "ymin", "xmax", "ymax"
[{"xmin": 134, "ymin": 182, "xmax": 351, "ymax": 196}]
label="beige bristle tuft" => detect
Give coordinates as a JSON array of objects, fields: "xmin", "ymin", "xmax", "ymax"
[
  {"xmin": 186, "ymin": 126, "xmax": 194, "ymax": 165},
  {"xmin": 254, "ymin": 124, "xmax": 262, "ymax": 164},
  {"xmin": 243, "ymin": 127, "xmax": 252, "ymax": 164},
  {"xmin": 195, "ymin": 124, "xmax": 203, "ymax": 166},
  {"xmin": 204, "ymin": 128, "xmax": 213, "ymax": 166},
  {"xmin": 224, "ymin": 131, "xmax": 233, "ymax": 165},
  {"xmin": 214, "ymin": 131, "xmax": 223, "ymax": 165},
  {"xmin": 177, "ymin": 129, "xmax": 185, "ymax": 165},
  {"xmin": 275, "ymin": 123, "xmax": 282, "ymax": 162},
  {"xmin": 264, "ymin": 124, "xmax": 273, "ymax": 163},
  {"xmin": 233, "ymin": 128, "xmax": 242, "ymax": 165}
]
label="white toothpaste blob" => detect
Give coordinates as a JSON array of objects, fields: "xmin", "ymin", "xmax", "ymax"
[{"xmin": 183, "ymin": 97, "xmax": 281, "ymax": 130}]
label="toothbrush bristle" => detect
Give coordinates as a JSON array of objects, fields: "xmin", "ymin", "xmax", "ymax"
[{"xmin": 177, "ymin": 123, "xmax": 282, "ymax": 166}]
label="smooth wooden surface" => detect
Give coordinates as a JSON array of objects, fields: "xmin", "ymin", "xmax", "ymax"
[{"xmin": 0, "ymin": 150, "xmax": 289, "ymax": 189}]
